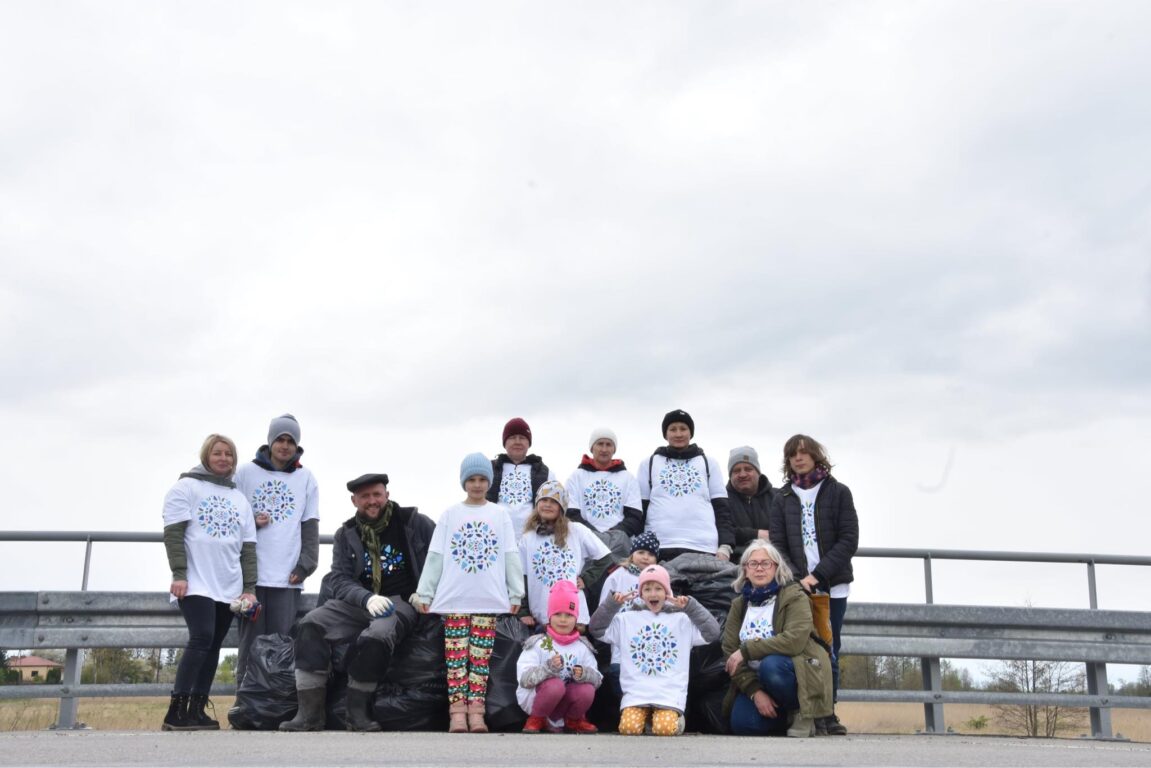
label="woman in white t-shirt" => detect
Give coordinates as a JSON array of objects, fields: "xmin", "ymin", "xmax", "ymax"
[
  {"xmin": 161, "ymin": 434, "xmax": 257, "ymax": 732},
  {"xmin": 637, "ymin": 409, "xmax": 734, "ymax": 562}
]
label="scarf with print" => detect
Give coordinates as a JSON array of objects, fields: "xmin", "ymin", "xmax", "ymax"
[
  {"xmin": 741, "ymin": 580, "xmax": 780, "ymax": 607},
  {"xmin": 790, "ymin": 466, "xmax": 829, "ymax": 490},
  {"xmin": 356, "ymin": 501, "xmax": 395, "ymax": 595}
]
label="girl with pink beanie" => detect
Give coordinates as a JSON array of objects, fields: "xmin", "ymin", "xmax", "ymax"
[
  {"xmin": 589, "ymin": 564, "xmax": 720, "ymax": 736},
  {"xmin": 516, "ymin": 580, "xmax": 603, "ymax": 734}
]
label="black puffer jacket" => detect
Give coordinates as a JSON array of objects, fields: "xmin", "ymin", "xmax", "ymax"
[
  {"xmin": 317, "ymin": 503, "xmax": 435, "ymax": 607},
  {"xmin": 726, "ymin": 474, "xmax": 774, "ymax": 559},
  {"xmin": 768, "ymin": 476, "xmax": 858, "ymax": 590}
]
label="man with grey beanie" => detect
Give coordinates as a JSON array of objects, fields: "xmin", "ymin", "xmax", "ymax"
[
  {"xmin": 232, "ymin": 414, "xmax": 320, "ymax": 687},
  {"xmin": 725, "ymin": 446, "xmax": 775, "ymax": 561}
]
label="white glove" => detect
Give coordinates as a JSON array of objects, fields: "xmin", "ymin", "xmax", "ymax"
[{"xmin": 366, "ymin": 595, "xmax": 394, "ymax": 617}]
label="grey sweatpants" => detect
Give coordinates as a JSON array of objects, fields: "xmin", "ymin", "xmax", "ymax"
[{"xmin": 294, "ymin": 596, "xmax": 417, "ymax": 685}]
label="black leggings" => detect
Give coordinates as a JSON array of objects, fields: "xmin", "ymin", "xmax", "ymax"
[{"xmin": 174, "ymin": 595, "xmax": 234, "ymax": 694}]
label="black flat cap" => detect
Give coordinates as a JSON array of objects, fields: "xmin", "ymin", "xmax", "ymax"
[{"xmin": 347, "ymin": 473, "xmax": 389, "ymax": 492}]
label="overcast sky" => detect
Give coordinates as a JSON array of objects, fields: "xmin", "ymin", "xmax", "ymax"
[{"xmin": 2, "ymin": 1, "xmax": 1149, "ymax": 648}]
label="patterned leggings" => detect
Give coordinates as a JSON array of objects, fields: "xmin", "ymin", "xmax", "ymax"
[
  {"xmin": 619, "ymin": 706, "xmax": 681, "ymax": 736},
  {"xmin": 444, "ymin": 614, "xmax": 496, "ymax": 704}
]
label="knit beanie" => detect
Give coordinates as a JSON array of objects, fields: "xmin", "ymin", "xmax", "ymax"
[
  {"xmin": 638, "ymin": 564, "xmax": 674, "ymax": 599},
  {"xmin": 535, "ymin": 479, "xmax": 568, "ymax": 510},
  {"xmin": 268, "ymin": 413, "xmax": 301, "ymax": 445},
  {"xmin": 661, "ymin": 409, "xmax": 694, "ymax": 438},
  {"xmin": 728, "ymin": 446, "xmax": 761, "ymax": 474},
  {"xmin": 588, "ymin": 427, "xmax": 618, "ymax": 452},
  {"xmin": 547, "ymin": 580, "xmax": 580, "ymax": 620},
  {"xmin": 502, "ymin": 417, "xmax": 532, "ymax": 446},
  {"xmin": 459, "ymin": 452, "xmax": 494, "ymax": 489},
  {"xmin": 630, "ymin": 531, "xmax": 661, "ymax": 559}
]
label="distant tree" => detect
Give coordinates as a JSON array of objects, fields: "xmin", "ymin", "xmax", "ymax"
[
  {"xmin": 215, "ymin": 653, "xmax": 238, "ymax": 685},
  {"xmin": 0, "ymin": 649, "xmax": 17, "ymax": 684},
  {"xmin": 1111, "ymin": 666, "xmax": 1151, "ymax": 697},
  {"xmin": 82, "ymin": 648, "xmax": 150, "ymax": 684},
  {"xmin": 987, "ymin": 659, "xmax": 1088, "ymax": 737}
]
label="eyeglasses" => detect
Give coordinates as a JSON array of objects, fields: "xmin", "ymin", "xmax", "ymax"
[{"xmin": 745, "ymin": 560, "xmax": 776, "ymax": 570}]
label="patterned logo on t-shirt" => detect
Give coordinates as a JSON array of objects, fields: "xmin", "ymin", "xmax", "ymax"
[
  {"xmin": 450, "ymin": 521, "xmax": 500, "ymax": 573},
  {"xmin": 498, "ymin": 466, "xmax": 533, "ymax": 507},
  {"xmin": 628, "ymin": 622, "xmax": 678, "ymax": 675},
  {"xmin": 658, "ymin": 459, "xmax": 702, "ymax": 497},
  {"xmin": 582, "ymin": 478, "xmax": 623, "ymax": 523},
  {"xmin": 558, "ymin": 651, "xmax": 580, "ymax": 681},
  {"xmin": 197, "ymin": 496, "xmax": 241, "ymax": 539},
  {"xmin": 250, "ymin": 479, "xmax": 296, "ymax": 524},
  {"xmin": 739, "ymin": 617, "xmax": 775, "ymax": 642},
  {"xmin": 530, "ymin": 540, "xmax": 577, "ymax": 586},
  {"xmin": 362, "ymin": 545, "xmax": 406, "ymax": 579},
  {"xmin": 801, "ymin": 500, "xmax": 817, "ymax": 548}
]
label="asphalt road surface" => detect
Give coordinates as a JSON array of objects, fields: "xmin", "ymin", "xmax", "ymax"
[{"xmin": 2, "ymin": 731, "xmax": 1150, "ymax": 767}]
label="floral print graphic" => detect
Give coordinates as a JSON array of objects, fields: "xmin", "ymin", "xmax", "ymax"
[
  {"xmin": 530, "ymin": 540, "xmax": 577, "ymax": 586},
  {"xmin": 739, "ymin": 617, "xmax": 775, "ymax": 642},
  {"xmin": 250, "ymin": 479, "xmax": 296, "ymax": 524},
  {"xmin": 628, "ymin": 622, "xmax": 678, "ymax": 675},
  {"xmin": 582, "ymin": 478, "xmax": 623, "ymax": 523},
  {"xmin": 450, "ymin": 521, "xmax": 500, "ymax": 573},
  {"xmin": 498, "ymin": 466, "xmax": 533, "ymax": 507},
  {"xmin": 658, "ymin": 459, "xmax": 702, "ymax": 498},
  {"xmin": 362, "ymin": 545, "xmax": 406, "ymax": 579},
  {"xmin": 801, "ymin": 500, "xmax": 817, "ymax": 548},
  {"xmin": 197, "ymin": 496, "xmax": 241, "ymax": 539}
]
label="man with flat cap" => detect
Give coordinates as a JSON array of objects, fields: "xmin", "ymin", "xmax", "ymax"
[{"xmin": 280, "ymin": 473, "xmax": 435, "ymax": 732}]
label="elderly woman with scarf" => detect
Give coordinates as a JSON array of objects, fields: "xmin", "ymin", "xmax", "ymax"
[
  {"xmin": 722, "ymin": 540, "xmax": 832, "ymax": 737},
  {"xmin": 161, "ymin": 433, "xmax": 258, "ymax": 730}
]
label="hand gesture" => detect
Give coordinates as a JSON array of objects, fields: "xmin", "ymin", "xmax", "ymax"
[
  {"xmin": 614, "ymin": 590, "xmax": 637, "ymax": 605},
  {"xmin": 669, "ymin": 595, "xmax": 689, "ymax": 610}
]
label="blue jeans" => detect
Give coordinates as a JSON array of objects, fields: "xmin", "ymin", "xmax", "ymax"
[
  {"xmin": 830, "ymin": 597, "xmax": 847, "ymax": 702},
  {"xmin": 729, "ymin": 655, "xmax": 800, "ymax": 736}
]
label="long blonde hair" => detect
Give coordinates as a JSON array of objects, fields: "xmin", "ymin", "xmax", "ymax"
[{"xmin": 523, "ymin": 498, "xmax": 569, "ymax": 548}]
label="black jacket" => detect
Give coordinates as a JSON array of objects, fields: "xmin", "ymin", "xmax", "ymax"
[
  {"xmin": 317, "ymin": 503, "xmax": 435, "ymax": 608},
  {"xmin": 726, "ymin": 474, "xmax": 774, "ymax": 559},
  {"xmin": 768, "ymin": 476, "xmax": 858, "ymax": 591},
  {"xmin": 486, "ymin": 454, "xmax": 550, "ymax": 503}
]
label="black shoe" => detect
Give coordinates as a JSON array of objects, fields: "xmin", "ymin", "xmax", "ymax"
[
  {"xmin": 817, "ymin": 714, "xmax": 848, "ymax": 736},
  {"xmin": 161, "ymin": 692, "xmax": 194, "ymax": 731},
  {"xmin": 186, "ymin": 693, "xmax": 220, "ymax": 730}
]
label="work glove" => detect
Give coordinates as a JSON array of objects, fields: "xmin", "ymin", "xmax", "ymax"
[{"xmin": 366, "ymin": 594, "xmax": 394, "ymax": 618}]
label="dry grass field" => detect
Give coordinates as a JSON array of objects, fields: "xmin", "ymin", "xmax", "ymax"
[{"xmin": 1, "ymin": 698, "xmax": 1148, "ymax": 741}]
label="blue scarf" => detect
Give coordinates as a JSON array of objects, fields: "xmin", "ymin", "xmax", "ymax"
[{"xmin": 741, "ymin": 581, "xmax": 780, "ymax": 607}]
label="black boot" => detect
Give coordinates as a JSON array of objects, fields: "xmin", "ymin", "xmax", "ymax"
[
  {"xmin": 161, "ymin": 692, "xmax": 193, "ymax": 731},
  {"xmin": 345, "ymin": 688, "xmax": 382, "ymax": 732},
  {"xmin": 279, "ymin": 687, "xmax": 327, "ymax": 732},
  {"xmin": 816, "ymin": 712, "xmax": 848, "ymax": 736},
  {"xmin": 186, "ymin": 693, "xmax": 220, "ymax": 730}
]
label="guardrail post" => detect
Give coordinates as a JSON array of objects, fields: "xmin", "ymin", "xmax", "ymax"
[
  {"xmin": 921, "ymin": 658, "xmax": 944, "ymax": 733},
  {"xmin": 53, "ymin": 537, "xmax": 94, "ymax": 730},
  {"xmin": 1084, "ymin": 560, "xmax": 1113, "ymax": 739}
]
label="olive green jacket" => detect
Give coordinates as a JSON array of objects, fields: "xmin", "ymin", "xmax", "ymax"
[{"xmin": 721, "ymin": 581, "xmax": 833, "ymax": 719}]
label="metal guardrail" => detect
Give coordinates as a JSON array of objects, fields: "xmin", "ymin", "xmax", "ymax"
[{"xmin": 2, "ymin": 532, "xmax": 1151, "ymax": 737}]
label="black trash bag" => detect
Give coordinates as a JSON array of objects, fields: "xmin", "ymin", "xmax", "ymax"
[
  {"xmin": 482, "ymin": 615, "xmax": 532, "ymax": 732},
  {"xmin": 383, "ymin": 614, "xmax": 445, "ymax": 689},
  {"xmin": 227, "ymin": 633, "xmax": 298, "ymax": 730},
  {"xmin": 686, "ymin": 639, "xmax": 729, "ymax": 734},
  {"xmin": 684, "ymin": 576, "xmax": 735, "ymax": 623},
  {"xmin": 373, "ymin": 682, "xmax": 448, "ymax": 731},
  {"xmin": 586, "ymin": 636, "xmax": 620, "ymax": 732}
]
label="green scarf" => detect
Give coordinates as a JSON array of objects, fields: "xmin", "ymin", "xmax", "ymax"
[{"xmin": 356, "ymin": 502, "xmax": 395, "ymax": 595}]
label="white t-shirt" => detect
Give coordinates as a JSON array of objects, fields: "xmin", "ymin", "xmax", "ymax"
[
  {"xmin": 602, "ymin": 608, "xmax": 709, "ymax": 712},
  {"xmin": 428, "ymin": 501, "xmax": 519, "ymax": 614},
  {"xmin": 162, "ymin": 477, "xmax": 257, "ymax": 603},
  {"xmin": 234, "ymin": 463, "xmax": 319, "ymax": 589},
  {"xmin": 497, "ymin": 462, "xmax": 556, "ymax": 534},
  {"xmin": 565, "ymin": 467, "xmax": 642, "ymax": 532},
  {"xmin": 519, "ymin": 525, "xmax": 611, "ymax": 626},
  {"xmin": 738, "ymin": 599, "xmax": 776, "ymax": 671},
  {"xmin": 637, "ymin": 453, "xmax": 727, "ymax": 553},
  {"xmin": 599, "ymin": 566, "xmax": 643, "ymax": 664},
  {"xmin": 795, "ymin": 482, "xmax": 850, "ymax": 599},
  {"xmin": 515, "ymin": 634, "xmax": 600, "ymax": 714}
]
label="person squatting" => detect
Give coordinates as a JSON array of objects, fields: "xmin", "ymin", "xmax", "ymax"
[{"xmin": 162, "ymin": 412, "xmax": 858, "ymax": 737}]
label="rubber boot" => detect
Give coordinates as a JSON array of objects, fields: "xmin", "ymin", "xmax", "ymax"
[
  {"xmin": 345, "ymin": 688, "xmax": 382, "ymax": 732},
  {"xmin": 467, "ymin": 700, "xmax": 489, "ymax": 733},
  {"xmin": 788, "ymin": 713, "xmax": 815, "ymax": 738},
  {"xmin": 448, "ymin": 700, "xmax": 468, "ymax": 733},
  {"xmin": 161, "ymin": 692, "xmax": 193, "ymax": 731},
  {"xmin": 279, "ymin": 687, "xmax": 327, "ymax": 732},
  {"xmin": 186, "ymin": 693, "xmax": 220, "ymax": 730}
]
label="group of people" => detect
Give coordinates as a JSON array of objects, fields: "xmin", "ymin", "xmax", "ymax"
[{"xmin": 160, "ymin": 410, "xmax": 859, "ymax": 738}]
